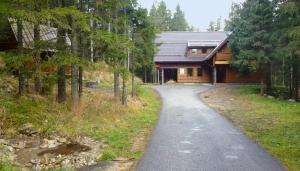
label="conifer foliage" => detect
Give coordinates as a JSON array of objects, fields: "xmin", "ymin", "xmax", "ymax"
[{"xmin": 0, "ymin": 0, "xmax": 157, "ymax": 106}]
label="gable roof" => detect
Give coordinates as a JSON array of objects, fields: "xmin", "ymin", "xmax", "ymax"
[{"xmin": 154, "ymin": 32, "xmax": 229, "ymax": 63}]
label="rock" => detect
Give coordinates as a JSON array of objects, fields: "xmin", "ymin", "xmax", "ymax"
[
  {"xmin": 0, "ymin": 139, "xmax": 9, "ymax": 145},
  {"xmin": 288, "ymin": 99, "xmax": 296, "ymax": 103},
  {"xmin": 57, "ymin": 138, "xmax": 67, "ymax": 143},
  {"xmin": 18, "ymin": 127, "xmax": 39, "ymax": 137},
  {"xmin": 47, "ymin": 140, "xmax": 59, "ymax": 148},
  {"xmin": 11, "ymin": 141, "xmax": 26, "ymax": 149},
  {"xmin": 267, "ymin": 96, "xmax": 275, "ymax": 99},
  {"xmin": 61, "ymin": 159, "xmax": 71, "ymax": 167},
  {"xmin": 113, "ymin": 157, "xmax": 129, "ymax": 161},
  {"xmin": 39, "ymin": 143, "xmax": 48, "ymax": 149},
  {"xmin": 7, "ymin": 146, "xmax": 14, "ymax": 152},
  {"xmin": 50, "ymin": 158, "xmax": 56, "ymax": 164}
]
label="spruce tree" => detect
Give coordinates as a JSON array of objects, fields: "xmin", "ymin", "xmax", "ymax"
[
  {"xmin": 170, "ymin": 4, "xmax": 188, "ymax": 31},
  {"xmin": 228, "ymin": 0, "xmax": 274, "ymax": 95}
]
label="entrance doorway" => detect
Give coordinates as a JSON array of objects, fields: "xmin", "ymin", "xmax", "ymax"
[
  {"xmin": 216, "ymin": 66, "xmax": 227, "ymax": 83},
  {"xmin": 164, "ymin": 69, "xmax": 178, "ymax": 83}
]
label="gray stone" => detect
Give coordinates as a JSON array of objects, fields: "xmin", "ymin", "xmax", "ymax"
[{"xmin": 288, "ymin": 99, "xmax": 296, "ymax": 103}]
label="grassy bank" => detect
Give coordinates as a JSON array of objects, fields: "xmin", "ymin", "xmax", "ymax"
[
  {"xmin": 0, "ymin": 75, "xmax": 161, "ymax": 169},
  {"xmin": 201, "ymin": 86, "xmax": 300, "ymax": 171}
]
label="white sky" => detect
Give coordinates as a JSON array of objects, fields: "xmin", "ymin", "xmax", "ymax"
[{"xmin": 138, "ymin": 0, "xmax": 245, "ymax": 31}]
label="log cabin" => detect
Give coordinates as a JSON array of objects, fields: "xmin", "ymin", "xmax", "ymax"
[{"xmin": 154, "ymin": 32, "xmax": 261, "ymax": 84}]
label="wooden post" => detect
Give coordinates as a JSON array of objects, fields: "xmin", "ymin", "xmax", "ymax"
[
  {"xmin": 157, "ymin": 69, "xmax": 160, "ymax": 84},
  {"xmin": 213, "ymin": 67, "xmax": 217, "ymax": 85},
  {"xmin": 162, "ymin": 68, "xmax": 164, "ymax": 85}
]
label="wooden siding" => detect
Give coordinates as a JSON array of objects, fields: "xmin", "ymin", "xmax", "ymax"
[
  {"xmin": 216, "ymin": 53, "xmax": 232, "ymax": 61},
  {"xmin": 187, "ymin": 48, "xmax": 214, "ymax": 57},
  {"xmin": 225, "ymin": 68, "xmax": 261, "ymax": 83},
  {"xmin": 177, "ymin": 64, "xmax": 212, "ymax": 83}
]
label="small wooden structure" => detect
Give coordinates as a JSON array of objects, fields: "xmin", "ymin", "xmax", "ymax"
[
  {"xmin": 154, "ymin": 32, "xmax": 261, "ymax": 84},
  {"xmin": 0, "ymin": 18, "xmax": 72, "ymax": 74}
]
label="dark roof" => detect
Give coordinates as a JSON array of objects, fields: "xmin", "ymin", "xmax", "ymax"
[
  {"xmin": 8, "ymin": 18, "xmax": 71, "ymax": 50},
  {"xmin": 154, "ymin": 32, "xmax": 229, "ymax": 63}
]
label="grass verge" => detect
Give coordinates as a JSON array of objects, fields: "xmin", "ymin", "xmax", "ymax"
[
  {"xmin": 0, "ymin": 75, "xmax": 161, "ymax": 170},
  {"xmin": 201, "ymin": 86, "xmax": 300, "ymax": 171}
]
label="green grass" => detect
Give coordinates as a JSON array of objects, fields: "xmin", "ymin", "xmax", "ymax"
[
  {"xmin": 0, "ymin": 75, "xmax": 161, "ymax": 169},
  {"xmin": 95, "ymin": 88, "xmax": 160, "ymax": 160},
  {"xmin": 229, "ymin": 86, "xmax": 300, "ymax": 171},
  {"xmin": 0, "ymin": 162, "xmax": 20, "ymax": 171}
]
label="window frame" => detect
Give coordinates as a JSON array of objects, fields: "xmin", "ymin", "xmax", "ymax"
[
  {"xmin": 197, "ymin": 67, "xmax": 203, "ymax": 77},
  {"xmin": 191, "ymin": 49, "xmax": 197, "ymax": 54},
  {"xmin": 187, "ymin": 68, "xmax": 193, "ymax": 77},
  {"xmin": 179, "ymin": 68, "xmax": 185, "ymax": 76}
]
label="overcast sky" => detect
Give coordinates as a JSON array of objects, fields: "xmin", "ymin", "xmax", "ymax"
[{"xmin": 138, "ymin": 0, "xmax": 245, "ymax": 31}]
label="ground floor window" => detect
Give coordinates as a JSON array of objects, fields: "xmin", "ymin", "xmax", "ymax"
[
  {"xmin": 187, "ymin": 68, "xmax": 193, "ymax": 77},
  {"xmin": 197, "ymin": 68, "xmax": 203, "ymax": 76},
  {"xmin": 179, "ymin": 68, "xmax": 185, "ymax": 76}
]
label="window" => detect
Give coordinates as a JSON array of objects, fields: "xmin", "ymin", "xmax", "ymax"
[
  {"xmin": 191, "ymin": 49, "xmax": 197, "ymax": 54},
  {"xmin": 179, "ymin": 68, "xmax": 185, "ymax": 76},
  {"xmin": 202, "ymin": 48, "xmax": 207, "ymax": 53},
  {"xmin": 187, "ymin": 68, "xmax": 193, "ymax": 77},
  {"xmin": 197, "ymin": 68, "xmax": 203, "ymax": 77}
]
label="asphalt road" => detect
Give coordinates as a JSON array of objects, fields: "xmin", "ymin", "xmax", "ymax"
[{"xmin": 136, "ymin": 85, "xmax": 285, "ymax": 171}]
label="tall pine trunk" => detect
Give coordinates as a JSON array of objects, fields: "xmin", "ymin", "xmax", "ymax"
[
  {"xmin": 57, "ymin": 66, "xmax": 66, "ymax": 103},
  {"xmin": 71, "ymin": 17, "xmax": 79, "ymax": 106},
  {"xmin": 122, "ymin": 78, "xmax": 127, "ymax": 106},
  {"xmin": 292, "ymin": 63, "xmax": 299, "ymax": 101},
  {"xmin": 57, "ymin": 27, "xmax": 67, "ymax": 103},
  {"xmin": 79, "ymin": 67, "xmax": 83, "ymax": 97},
  {"xmin": 265, "ymin": 64, "xmax": 272, "ymax": 95},
  {"xmin": 114, "ymin": 72, "xmax": 120, "ymax": 99},
  {"xmin": 17, "ymin": 19, "xmax": 26, "ymax": 96},
  {"xmin": 33, "ymin": 22, "xmax": 42, "ymax": 94}
]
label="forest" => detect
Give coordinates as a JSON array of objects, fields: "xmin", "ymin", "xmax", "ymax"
[
  {"xmin": 225, "ymin": 0, "xmax": 300, "ymax": 101},
  {"xmin": 0, "ymin": 0, "xmax": 192, "ymax": 105}
]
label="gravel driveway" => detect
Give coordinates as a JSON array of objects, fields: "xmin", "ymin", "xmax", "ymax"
[{"xmin": 136, "ymin": 85, "xmax": 285, "ymax": 171}]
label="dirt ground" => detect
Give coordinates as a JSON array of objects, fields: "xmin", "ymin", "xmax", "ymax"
[{"xmin": 200, "ymin": 86, "xmax": 257, "ymax": 130}]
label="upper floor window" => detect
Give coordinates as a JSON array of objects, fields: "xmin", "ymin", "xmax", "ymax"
[
  {"xmin": 202, "ymin": 48, "xmax": 207, "ymax": 53},
  {"xmin": 187, "ymin": 68, "xmax": 193, "ymax": 77},
  {"xmin": 191, "ymin": 49, "xmax": 197, "ymax": 54}
]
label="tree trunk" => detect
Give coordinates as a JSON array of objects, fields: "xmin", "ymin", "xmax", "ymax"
[
  {"xmin": 260, "ymin": 78, "xmax": 264, "ymax": 96},
  {"xmin": 293, "ymin": 63, "xmax": 299, "ymax": 101},
  {"xmin": 79, "ymin": 66, "xmax": 83, "ymax": 97},
  {"xmin": 122, "ymin": 79, "xmax": 127, "ymax": 106},
  {"xmin": 131, "ymin": 54, "xmax": 135, "ymax": 97},
  {"xmin": 17, "ymin": 19, "xmax": 26, "ymax": 96},
  {"xmin": 114, "ymin": 72, "xmax": 120, "ymax": 99},
  {"xmin": 71, "ymin": 17, "xmax": 80, "ymax": 106},
  {"xmin": 265, "ymin": 64, "xmax": 272, "ymax": 95},
  {"xmin": 34, "ymin": 22, "xmax": 42, "ymax": 94},
  {"xmin": 71, "ymin": 65, "xmax": 79, "ymax": 105},
  {"xmin": 57, "ymin": 66, "xmax": 66, "ymax": 103},
  {"xmin": 144, "ymin": 68, "xmax": 147, "ymax": 83},
  {"xmin": 290, "ymin": 64, "xmax": 293, "ymax": 98},
  {"xmin": 57, "ymin": 27, "xmax": 67, "ymax": 103}
]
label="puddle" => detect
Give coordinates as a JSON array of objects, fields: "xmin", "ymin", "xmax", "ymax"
[{"xmin": 38, "ymin": 143, "xmax": 91, "ymax": 156}]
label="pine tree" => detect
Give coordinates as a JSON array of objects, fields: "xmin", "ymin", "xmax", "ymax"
[
  {"xmin": 228, "ymin": 0, "xmax": 274, "ymax": 95},
  {"xmin": 170, "ymin": 4, "xmax": 188, "ymax": 31},
  {"xmin": 149, "ymin": 1, "xmax": 172, "ymax": 32}
]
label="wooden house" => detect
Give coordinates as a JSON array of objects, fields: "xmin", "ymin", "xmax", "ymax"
[{"xmin": 154, "ymin": 32, "xmax": 261, "ymax": 84}]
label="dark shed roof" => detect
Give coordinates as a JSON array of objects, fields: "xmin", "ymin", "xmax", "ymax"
[{"xmin": 154, "ymin": 32, "xmax": 229, "ymax": 63}]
